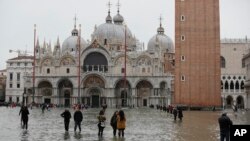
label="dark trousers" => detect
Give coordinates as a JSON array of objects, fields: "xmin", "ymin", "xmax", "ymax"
[
  {"xmin": 64, "ymin": 121, "xmax": 70, "ymax": 131},
  {"xmin": 74, "ymin": 121, "xmax": 81, "ymax": 132},
  {"xmin": 118, "ymin": 129, "xmax": 124, "ymax": 137},
  {"xmin": 23, "ymin": 119, "xmax": 28, "ymax": 129},
  {"xmin": 220, "ymin": 133, "xmax": 229, "ymax": 141},
  {"xmin": 98, "ymin": 124, "xmax": 104, "ymax": 136},
  {"xmin": 112, "ymin": 126, "xmax": 117, "ymax": 136}
]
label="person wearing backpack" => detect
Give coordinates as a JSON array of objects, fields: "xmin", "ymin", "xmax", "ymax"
[
  {"xmin": 97, "ymin": 109, "xmax": 106, "ymax": 137},
  {"xmin": 110, "ymin": 111, "xmax": 118, "ymax": 136}
]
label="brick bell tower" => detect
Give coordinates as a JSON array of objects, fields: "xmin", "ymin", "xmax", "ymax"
[{"xmin": 174, "ymin": 0, "xmax": 221, "ymax": 107}]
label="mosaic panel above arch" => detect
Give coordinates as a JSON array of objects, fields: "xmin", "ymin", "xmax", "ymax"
[
  {"xmin": 136, "ymin": 56, "xmax": 152, "ymax": 66},
  {"xmin": 41, "ymin": 58, "xmax": 53, "ymax": 66},
  {"xmin": 60, "ymin": 57, "xmax": 76, "ymax": 66},
  {"xmin": 83, "ymin": 75, "xmax": 105, "ymax": 88},
  {"xmin": 114, "ymin": 56, "xmax": 132, "ymax": 66}
]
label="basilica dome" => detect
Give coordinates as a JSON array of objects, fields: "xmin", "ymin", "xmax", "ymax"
[
  {"xmin": 147, "ymin": 24, "xmax": 174, "ymax": 53},
  {"xmin": 92, "ymin": 10, "xmax": 135, "ymax": 48},
  {"xmin": 62, "ymin": 28, "xmax": 87, "ymax": 54}
]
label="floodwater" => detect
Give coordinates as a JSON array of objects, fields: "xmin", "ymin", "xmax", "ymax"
[{"xmin": 0, "ymin": 107, "xmax": 249, "ymax": 141}]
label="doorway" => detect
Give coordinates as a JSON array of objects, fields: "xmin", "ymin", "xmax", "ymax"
[
  {"xmin": 121, "ymin": 90, "xmax": 127, "ymax": 107},
  {"xmin": 92, "ymin": 95, "xmax": 99, "ymax": 108},
  {"xmin": 143, "ymin": 99, "xmax": 147, "ymax": 106},
  {"xmin": 44, "ymin": 98, "xmax": 51, "ymax": 104}
]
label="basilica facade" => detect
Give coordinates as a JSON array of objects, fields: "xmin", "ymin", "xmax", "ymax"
[{"xmin": 24, "ymin": 9, "xmax": 174, "ymax": 108}]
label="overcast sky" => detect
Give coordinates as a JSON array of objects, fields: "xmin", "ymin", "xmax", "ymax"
[{"xmin": 0, "ymin": 0, "xmax": 250, "ymax": 70}]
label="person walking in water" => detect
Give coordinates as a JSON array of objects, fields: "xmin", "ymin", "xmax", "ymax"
[
  {"xmin": 74, "ymin": 107, "xmax": 83, "ymax": 132},
  {"xmin": 21, "ymin": 106, "xmax": 29, "ymax": 129},
  {"xmin": 97, "ymin": 110, "xmax": 106, "ymax": 137},
  {"xmin": 117, "ymin": 110, "xmax": 126, "ymax": 137},
  {"xmin": 173, "ymin": 107, "xmax": 178, "ymax": 121},
  {"xmin": 178, "ymin": 108, "xmax": 183, "ymax": 121},
  {"xmin": 19, "ymin": 105, "xmax": 24, "ymax": 126},
  {"xmin": 110, "ymin": 111, "xmax": 118, "ymax": 136},
  {"xmin": 61, "ymin": 109, "xmax": 71, "ymax": 132},
  {"xmin": 218, "ymin": 113, "xmax": 233, "ymax": 141}
]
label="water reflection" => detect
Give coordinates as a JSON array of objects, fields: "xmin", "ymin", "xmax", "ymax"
[
  {"xmin": 63, "ymin": 132, "xmax": 70, "ymax": 140},
  {"xmin": 73, "ymin": 132, "xmax": 83, "ymax": 140},
  {"xmin": 20, "ymin": 130, "xmax": 29, "ymax": 141},
  {"xmin": 0, "ymin": 107, "xmax": 249, "ymax": 141}
]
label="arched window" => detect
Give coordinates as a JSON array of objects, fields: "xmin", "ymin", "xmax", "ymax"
[
  {"xmin": 221, "ymin": 81, "xmax": 223, "ymax": 89},
  {"xmin": 221, "ymin": 56, "xmax": 226, "ymax": 68},
  {"xmin": 225, "ymin": 81, "xmax": 229, "ymax": 90},
  {"xmin": 104, "ymin": 39, "xmax": 107, "ymax": 45},
  {"xmin": 235, "ymin": 81, "xmax": 239, "ymax": 90},
  {"xmin": 47, "ymin": 68, "xmax": 50, "ymax": 74},
  {"xmin": 230, "ymin": 81, "xmax": 234, "ymax": 90},
  {"xmin": 241, "ymin": 81, "xmax": 244, "ymax": 90}
]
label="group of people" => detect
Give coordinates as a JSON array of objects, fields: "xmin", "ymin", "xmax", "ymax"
[
  {"xmin": 173, "ymin": 107, "xmax": 183, "ymax": 121},
  {"xmin": 60, "ymin": 107, "xmax": 126, "ymax": 138},
  {"xmin": 61, "ymin": 107, "xmax": 83, "ymax": 132}
]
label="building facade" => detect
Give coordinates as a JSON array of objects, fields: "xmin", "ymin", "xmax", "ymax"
[
  {"xmin": 19, "ymin": 8, "xmax": 175, "ymax": 107},
  {"xmin": 242, "ymin": 39, "xmax": 250, "ymax": 109},
  {"xmin": 0, "ymin": 69, "xmax": 7, "ymax": 102},
  {"xmin": 174, "ymin": 0, "xmax": 221, "ymax": 107},
  {"xmin": 5, "ymin": 56, "xmax": 33, "ymax": 103},
  {"xmin": 221, "ymin": 38, "xmax": 250, "ymax": 109}
]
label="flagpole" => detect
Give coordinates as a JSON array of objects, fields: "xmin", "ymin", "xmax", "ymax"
[
  {"xmin": 78, "ymin": 24, "xmax": 81, "ymax": 104},
  {"xmin": 33, "ymin": 24, "xmax": 36, "ymax": 104},
  {"xmin": 123, "ymin": 24, "xmax": 127, "ymax": 106}
]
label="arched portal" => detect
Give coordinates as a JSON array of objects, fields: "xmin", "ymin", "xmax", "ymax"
[
  {"xmin": 58, "ymin": 79, "xmax": 73, "ymax": 107},
  {"xmin": 136, "ymin": 80, "xmax": 153, "ymax": 107},
  {"xmin": 226, "ymin": 95, "xmax": 233, "ymax": 108},
  {"xmin": 83, "ymin": 75, "xmax": 105, "ymax": 107},
  {"xmin": 115, "ymin": 79, "xmax": 131, "ymax": 107},
  {"xmin": 38, "ymin": 81, "xmax": 52, "ymax": 104},
  {"xmin": 236, "ymin": 96, "xmax": 244, "ymax": 109}
]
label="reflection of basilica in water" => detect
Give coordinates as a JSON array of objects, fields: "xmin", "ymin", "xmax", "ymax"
[{"xmin": 24, "ymin": 5, "xmax": 174, "ymax": 107}]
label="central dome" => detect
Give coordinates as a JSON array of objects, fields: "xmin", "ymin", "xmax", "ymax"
[{"xmin": 92, "ymin": 23, "xmax": 133, "ymax": 46}]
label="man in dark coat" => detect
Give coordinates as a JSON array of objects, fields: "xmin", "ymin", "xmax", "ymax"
[
  {"xmin": 19, "ymin": 105, "xmax": 24, "ymax": 126},
  {"xmin": 74, "ymin": 108, "xmax": 83, "ymax": 132},
  {"xmin": 61, "ymin": 109, "xmax": 71, "ymax": 131},
  {"xmin": 178, "ymin": 108, "xmax": 183, "ymax": 121},
  {"xmin": 173, "ymin": 108, "xmax": 178, "ymax": 121},
  {"xmin": 21, "ymin": 106, "xmax": 29, "ymax": 129},
  {"xmin": 218, "ymin": 113, "xmax": 233, "ymax": 141}
]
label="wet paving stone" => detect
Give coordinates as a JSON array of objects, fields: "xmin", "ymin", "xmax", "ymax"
[{"xmin": 0, "ymin": 107, "xmax": 249, "ymax": 141}]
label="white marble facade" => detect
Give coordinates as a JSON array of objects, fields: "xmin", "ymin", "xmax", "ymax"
[{"xmin": 21, "ymin": 9, "xmax": 174, "ymax": 108}]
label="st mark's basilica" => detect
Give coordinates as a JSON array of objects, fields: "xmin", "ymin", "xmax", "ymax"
[{"xmin": 23, "ymin": 5, "xmax": 175, "ymax": 108}]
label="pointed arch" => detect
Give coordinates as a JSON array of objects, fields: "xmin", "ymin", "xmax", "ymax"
[
  {"xmin": 230, "ymin": 81, "xmax": 234, "ymax": 90},
  {"xmin": 235, "ymin": 81, "xmax": 239, "ymax": 90},
  {"xmin": 241, "ymin": 81, "xmax": 244, "ymax": 90},
  {"xmin": 236, "ymin": 96, "xmax": 244, "ymax": 109},
  {"xmin": 226, "ymin": 95, "xmax": 233, "ymax": 108},
  {"xmin": 225, "ymin": 81, "xmax": 229, "ymax": 90}
]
